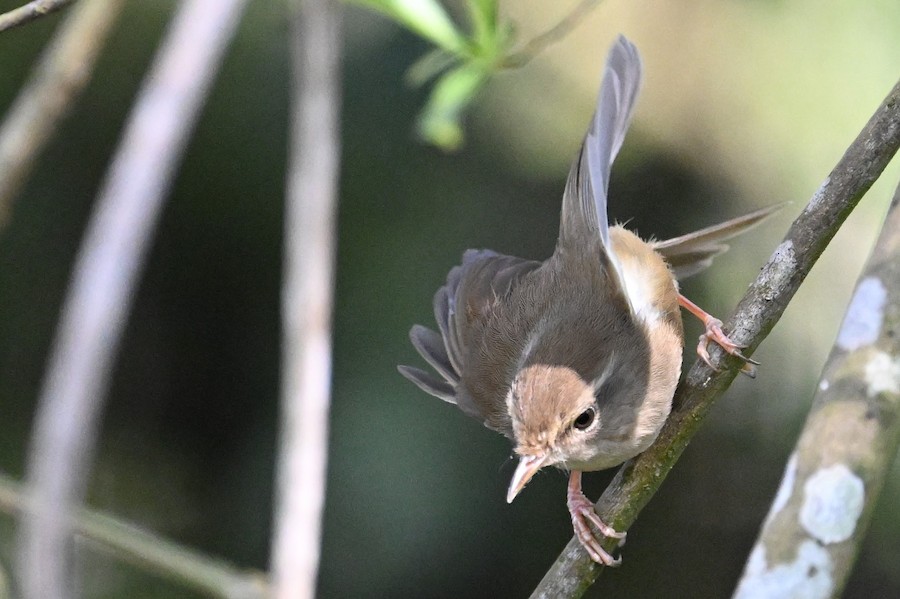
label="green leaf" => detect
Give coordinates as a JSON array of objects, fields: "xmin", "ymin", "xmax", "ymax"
[
  {"xmin": 416, "ymin": 63, "xmax": 489, "ymax": 151},
  {"xmin": 348, "ymin": 0, "xmax": 467, "ymax": 55},
  {"xmin": 465, "ymin": 0, "xmax": 497, "ymax": 44}
]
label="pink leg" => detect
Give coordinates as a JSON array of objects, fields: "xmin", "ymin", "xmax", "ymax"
[
  {"xmin": 678, "ymin": 294, "xmax": 758, "ymax": 377},
  {"xmin": 566, "ymin": 471, "xmax": 625, "ymax": 566}
]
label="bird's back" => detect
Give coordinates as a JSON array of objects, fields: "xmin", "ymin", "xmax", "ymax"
[{"xmin": 400, "ymin": 234, "xmax": 670, "ymax": 438}]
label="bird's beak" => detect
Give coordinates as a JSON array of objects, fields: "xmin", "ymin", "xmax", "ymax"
[{"xmin": 506, "ymin": 454, "xmax": 547, "ymax": 503}]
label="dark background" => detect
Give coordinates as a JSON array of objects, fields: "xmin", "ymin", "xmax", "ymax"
[{"xmin": 0, "ymin": 1, "xmax": 898, "ymax": 597}]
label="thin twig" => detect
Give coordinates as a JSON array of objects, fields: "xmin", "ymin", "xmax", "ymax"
[
  {"xmin": 0, "ymin": 473, "xmax": 269, "ymax": 598},
  {"xmin": 0, "ymin": 0, "xmax": 124, "ymax": 229},
  {"xmin": 269, "ymin": 0, "xmax": 342, "ymax": 597},
  {"xmin": 17, "ymin": 1, "xmax": 249, "ymax": 598},
  {"xmin": 0, "ymin": 0, "xmax": 76, "ymax": 33},
  {"xmin": 732, "ymin": 180, "xmax": 900, "ymax": 598},
  {"xmin": 531, "ymin": 78, "xmax": 900, "ymax": 598},
  {"xmin": 503, "ymin": 0, "xmax": 604, "ymax": 68}
]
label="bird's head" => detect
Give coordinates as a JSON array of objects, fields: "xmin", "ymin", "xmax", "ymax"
[
  {"xmin": 505, "ymin": 363, "xmax": 609, "ymax": 503},
  {"xmin": 503, "ymin": 320, "xmax": 673, "ymax": 503}
]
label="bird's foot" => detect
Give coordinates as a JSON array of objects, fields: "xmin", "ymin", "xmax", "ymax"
[
  {"xmin": 567, "ymin": 472, "xmax": 625, "ymax": 566},
  {"xmin": 678, "ymin": 294, "xmax": 759, "ymax": 377}
]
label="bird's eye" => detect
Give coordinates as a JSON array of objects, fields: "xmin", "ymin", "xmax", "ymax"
[{"xmin": 573, "ymin": 407, "xmax": 596, "ymax": 431}]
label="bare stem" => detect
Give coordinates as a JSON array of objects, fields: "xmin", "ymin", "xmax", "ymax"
[
  {"xmin": 503, "ymin": 0, "xmax": 605, "ymax": 69},
  {"xmin": 17, "ymin": 1, "xmax": 249, "ymax": 597},
  {"xmin": 269, "ymin": 0, "xmax": 342, "ymax": 598},
  {"xmin": 530, "ymin": 78, "xmax": 900, "ymax": 598},
  {"xmin": 0, "ymin": 0, "xmax": 76, "ymax": 33},
  {"xmin": 0, "ymin": 472, "xmax": 269, "ymax": 598},
  {"xmin": 0, "ymin": 0, "xmax": 124, "ymax": 229}
]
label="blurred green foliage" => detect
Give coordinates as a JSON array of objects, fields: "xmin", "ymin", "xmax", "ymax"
[
  {"xmin": 350, "ymin": 0, "xmax": 515, "ymax": 149},
  {"xmin": 0, "ymin": 1, "xmax": 898, "ymax": 598}
]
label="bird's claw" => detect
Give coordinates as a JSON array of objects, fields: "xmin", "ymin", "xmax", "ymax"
[
  {"xmin": 696, "ymin": 318, "xmax": 758, "ymax": 378},
  {"xmin": 567, "ymin": 490, "xmax": 625, "ymax": 566}
]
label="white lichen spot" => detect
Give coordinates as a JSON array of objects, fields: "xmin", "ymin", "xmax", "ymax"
[
  {"xmin": 734, "ymin": 541, "xmax": 833, "ymax": 599},
  {"xmin": 818, "ymin": 380, "xmax": 829, "ymax": 392},
  {"xmin": 767, "ymin": 454, "xmax": 799, "ymax": 523},
  {"xmin": 806, "ymin": 177, "xmax": 830, "ymax": 211},
  {"xmin": 764, "ymin": 241, "xmax": 796, "ymax": 291},
  {"xmin": 800, "ymin": 464, "xmax": 864, "ymax": 544},
  {"xmin": 864, "ymin": 351, "xmax": 900, "ymax": 397},
  {"xmin": 836, "ymin": 277, "xmax": 886, "ymax": 351}
]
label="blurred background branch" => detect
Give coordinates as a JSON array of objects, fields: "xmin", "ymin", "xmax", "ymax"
[
  {"xmin": 531, "ymin": 78, "xmax": 900, "ymax": 598},
  {"xmin": 0, "ymin": 0, "xmax": 123, "ymax": 229},
  {"xmin": 0, "ymin": 472, "xmax": 269, "ymax": 598},
  {"xmin": 733, "ymin": 179, "xmax": 900, "ymax": 598},
  {"xmin": 17, "ymin": 1, "xmax": 248, "ymax": 597},
  {"xmin": 269, "ymin": 0, "xmax": 341, "ymax": 598},
  {"xmin": 0, "ymin": 0, "xmax": 76, "ymax": 33}
]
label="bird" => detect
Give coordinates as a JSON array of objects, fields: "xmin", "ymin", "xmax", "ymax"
[{"xmin": 397, "ymin": 35, "xmax": 780, "ymax": 566}]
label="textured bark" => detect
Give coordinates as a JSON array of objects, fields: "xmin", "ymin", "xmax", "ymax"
[{"xmin": 732, "ymin": 180, "xmax": 900, "ymax": 599}]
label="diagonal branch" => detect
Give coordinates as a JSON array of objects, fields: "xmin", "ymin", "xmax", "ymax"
[
  {"xmin": 531, "ymin": 78, "xmax": 900, "ymax": 599},
  {"xmin": 0, "ymin": 0, "xmax": 77, "ymax": 33},
  {"xmin": 0, "ymin": 0, "xmax": 124, "ymax": 229},
  {"xmin": 17, "ymin": 1, "xmax": 249, "ymax": 597},
  {"xmin": 732, "ymin": 179, "xmax": 900, "ymax": 598}
]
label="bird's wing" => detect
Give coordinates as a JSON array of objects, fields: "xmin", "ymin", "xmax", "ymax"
[
  {"xmin": 652, "ymin": 204, "xmax": 785, "ymax": 279},
  {"xmin": 558, "ymin": 35, "xmax": 642, "ymax": 313},
  {"xmin": 399, "ymin": 249, "xmax": 540, "ymax": 436}
]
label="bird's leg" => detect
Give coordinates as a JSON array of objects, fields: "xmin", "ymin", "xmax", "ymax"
[
  {"xmin": 566, "ymin": 471, "xmax": 625, "ymax": 566},
  {"xmin": 677, "ymin": 293, "xmax": 759, "ymax": 377}
]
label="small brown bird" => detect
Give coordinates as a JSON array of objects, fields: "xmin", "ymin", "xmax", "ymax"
[{"xmin": 398, "ymin": 35, "xmax": 779, "ymax": 566}]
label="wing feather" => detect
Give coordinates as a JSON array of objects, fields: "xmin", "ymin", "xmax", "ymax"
[
  {"xmin": 559, "ymin": 35, "xmax": 642, "ymax": 255},
  {"xmin": 653, "ymin": 204, "xmax": 785, "ymax": 279},
  {"xmin": 399, "ymin": 250, "xmax": 540, "ymax": 433}
]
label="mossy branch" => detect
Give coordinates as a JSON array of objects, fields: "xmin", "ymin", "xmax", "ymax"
[
  {"xmin": 531, "ymin": 78, "xmax": 900, "ymax": 598},
  {"xmin": 732, "ymin": 179, "xmax": 900, "ymax": 599}
]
